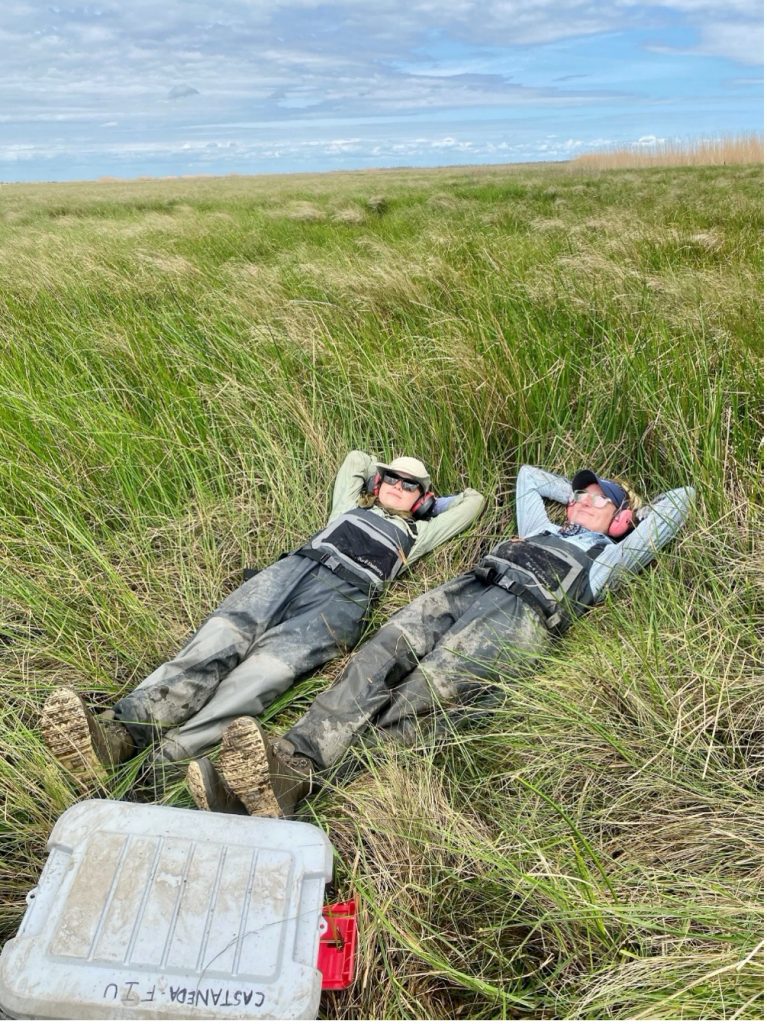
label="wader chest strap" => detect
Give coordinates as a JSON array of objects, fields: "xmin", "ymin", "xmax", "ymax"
[
  {"xmin": 473, "ymin": 535, "xmax": 607, "ymax": 633},
  {"xmin": 299, "ymin": 507, "xmax": 414, "ymax": 595},
  {"xmin": 297, "ymin": 547, "xmax": 377, "ymax": 598},
  {"xmin": 472, "ymin": 563, "xmax": 563, "ymax": 631}
]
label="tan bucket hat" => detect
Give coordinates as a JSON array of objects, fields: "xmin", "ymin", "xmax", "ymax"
[{"xmin": 376, "ymin": 456, "xmax": 431, "ymax": 490}]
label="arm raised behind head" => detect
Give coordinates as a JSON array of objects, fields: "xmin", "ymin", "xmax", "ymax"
[
  {"xmin": 408, "ymin": 487, "xmax": 486, "ymax": 562},
  {"xmin": 515, "ymin": 465, "xmax": 572, "ymax": 538},
  {"xmin": 328, "ymin": 450, "xmax": 378, "ymax": 523},
  {"xmin": 589, "ymin": 486, "xmax": 696, "ymax": 598}
]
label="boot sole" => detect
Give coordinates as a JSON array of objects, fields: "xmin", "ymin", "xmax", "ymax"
[
  {"xmin": 186, "ymin": 760, "xmax": 212, "ymax": 811},
  {"xmin": 40, "ymin": 688, "xmax": 107, "ymax": 783},
  {"xmin": 219, "ymin": 718, "xmax": 282, "ymax": 818}
]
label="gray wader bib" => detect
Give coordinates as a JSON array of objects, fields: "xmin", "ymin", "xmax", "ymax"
[
  {"xmin": 284, "ymin": 533, "xmax": 607, "ymax": 771},
  {"xmin": 473, "ymin": 533, "xmax": 607, "ymax": 633},
  {"xmin": 298, "ymin": 506, "xmax": 416, "ymax": 596}
]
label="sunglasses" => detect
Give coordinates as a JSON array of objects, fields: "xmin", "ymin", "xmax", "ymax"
[
  {"xmin": 572, "ymin": 489, "xmax": 616, "ymax": 510},
  {"xmin": 381, "ymin": 471, "xmax": 422, "ymax": 493}
]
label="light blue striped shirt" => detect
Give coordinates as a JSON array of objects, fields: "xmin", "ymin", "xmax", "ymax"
[{"xmin": 514, "ymin": 465, "xmax": 694, "ymax": 600}]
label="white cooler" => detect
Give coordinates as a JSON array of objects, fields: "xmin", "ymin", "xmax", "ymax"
[{"xmin": 0, "ymin": 800, "xmax": 334, "ymax": 1020}]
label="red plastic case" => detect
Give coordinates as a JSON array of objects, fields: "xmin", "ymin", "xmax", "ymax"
[{"xmin": 317, "ymin": 900, "xmax": 357, "ymax": 990}]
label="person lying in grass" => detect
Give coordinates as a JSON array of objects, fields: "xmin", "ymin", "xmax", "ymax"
[
  {"xmin": 186, "ymin": 464, "xmax": 693, "ymax": 818},
  {"xmin": 41, "ymin": 451, "xmax": 485, "ymax": 788}
]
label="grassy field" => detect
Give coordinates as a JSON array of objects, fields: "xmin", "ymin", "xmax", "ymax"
[{"xmin": 0, "ymin": 160, "xmax": 762, "ymax": 1019}]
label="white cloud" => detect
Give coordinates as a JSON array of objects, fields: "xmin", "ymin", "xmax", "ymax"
[
  {"xmin": 0, "ymin": 0, "xmax": 759, "ymax": 179},
  {"xmin": 696, "ymin": 20, "xmax": 764, "ymax": 63},
  {"xmin": 0, "ymin": 128, "xmax": 652, "ymax": 167}
]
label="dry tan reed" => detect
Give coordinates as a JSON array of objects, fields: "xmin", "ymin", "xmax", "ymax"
[{"xmin": 571, "ymin": 134, "xmax": 763, "ymax": 170}]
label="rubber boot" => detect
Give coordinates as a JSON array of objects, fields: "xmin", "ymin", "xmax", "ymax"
[
  {"xmin": 219, "ymin": 717, "xmax": 313, "ymax": 818},
  {"xmin": 40, "ymin": 687, "xmax": 135, "ymax": 783},
  {"xmin": 187, "ymin": 758, "xmax": 248, "ymax": 815},
  {"xmin": 137, "ymin": 733, "xmax": 197, "ymax": 801}
]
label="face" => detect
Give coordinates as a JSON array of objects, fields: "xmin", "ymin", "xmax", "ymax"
[
  {"xmin": 568, "ymin": 482, "xmax": 616, "ymax": 534},
  {"xmin": 378, "ymin": 473, "xmax": 422, "ymax": 512}
]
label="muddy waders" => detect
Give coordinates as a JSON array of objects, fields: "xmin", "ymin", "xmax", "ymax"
[
  {"xmin": 281, "ymin": 572, "xmax": 550, "ymax": 772},
  {"xmin": 185, "ymin": 577, "xmax": 548, "ymax": 818},
  {"xmin": 113, "ymin": 556, "xmax": 369, "ymax": 762},
  {"xmin": 203, "ymin": 534, "xmax": 611, "ymax": 817},
  {"xmin": 41, "ymin": 556, "xmax": 369, "ymax": 784}
]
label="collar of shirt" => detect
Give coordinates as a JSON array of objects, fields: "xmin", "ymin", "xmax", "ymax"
[
  {"xmin": 548, "ymin": 524, "xmax": 612, "ymax": 550},
  {"xmin": 558, "ymin": 523, "xmax": 587, "ymax": 537}
]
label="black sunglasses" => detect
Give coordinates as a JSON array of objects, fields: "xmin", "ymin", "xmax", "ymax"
[{"xmin": 381, "ymin": 471, "xmax": 422, "ymax": 493}]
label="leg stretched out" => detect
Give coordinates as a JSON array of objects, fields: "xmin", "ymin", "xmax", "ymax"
[
  {"xmin": 196, "ymin": 577, "xmax": 549, "ymax": 817},
  {"xmin": 284, "ymin": 578, "xmax": 548, "ymax": 772}
]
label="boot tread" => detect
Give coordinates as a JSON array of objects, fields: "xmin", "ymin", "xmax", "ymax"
[
  {"xmin": 40, "ymin": 688, "xmax": 107, "ymax": 783},
  {"xmin": 187, "ymin": 760, "xmax": 212, "ymax": 811},
  {"xmin": 219, "ymin": 717, "xmax": 282, "ymax": 818}
]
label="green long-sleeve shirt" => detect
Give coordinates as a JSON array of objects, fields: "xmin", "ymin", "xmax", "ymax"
[{"xmin": 327, "ymin": 450, "xmax": 485, "ymax": 566}]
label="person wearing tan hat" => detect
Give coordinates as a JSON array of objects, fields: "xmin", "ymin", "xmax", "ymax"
[{"xmin": 40, "ymin": 450, "xmax": 484, "ymax": 793}]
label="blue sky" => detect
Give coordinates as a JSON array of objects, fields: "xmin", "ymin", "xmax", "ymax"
[{"xmin": 0, "ymin": 0, "xmax": 762, "ymax": 181}]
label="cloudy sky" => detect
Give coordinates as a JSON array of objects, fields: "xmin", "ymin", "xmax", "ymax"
[{"xmin": 0, "ymin": 0, "xmax": 762, "ymax": 181}]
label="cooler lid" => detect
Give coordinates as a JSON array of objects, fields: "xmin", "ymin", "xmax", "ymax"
[{"xmin": 0, "ymin": 800, "xmax": 333, "ymax": 1020}]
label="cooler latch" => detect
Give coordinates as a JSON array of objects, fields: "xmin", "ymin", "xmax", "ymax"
[{"xmin": 317, "ymin": 900, "xmax": 357, "ymax": 990}]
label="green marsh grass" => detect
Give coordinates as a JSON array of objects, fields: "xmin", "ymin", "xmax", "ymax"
[{"xmin": 0, "ymin": 162, "xmax": 762, "ymax": 1019}]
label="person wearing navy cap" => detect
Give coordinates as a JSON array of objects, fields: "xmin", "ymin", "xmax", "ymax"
[{"xmin": 186, "ymin": 464, "xmax": 694, "ymax": 818}]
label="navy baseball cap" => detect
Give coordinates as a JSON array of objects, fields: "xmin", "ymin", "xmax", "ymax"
[{"xmin": 571, "ymin": 470, "xmax": 628, "ymax": 509}]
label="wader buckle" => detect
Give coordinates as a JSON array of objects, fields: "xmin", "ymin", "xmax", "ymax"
[
  {"xmin": 472, "ymin": 564, "xmax": 499, "ymax": 586},
  {"xmin": 474, "ymin": 562, "xmax": 562, "ymax": 632}
]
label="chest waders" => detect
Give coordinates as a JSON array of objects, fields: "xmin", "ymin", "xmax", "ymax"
[
  {"xmin": 297, "ymin": 507, "xmax": 417, "ymax": 597},
  {"xmin": 472, "ymin": 534, "xmax": 609, "ymax": 633}
]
